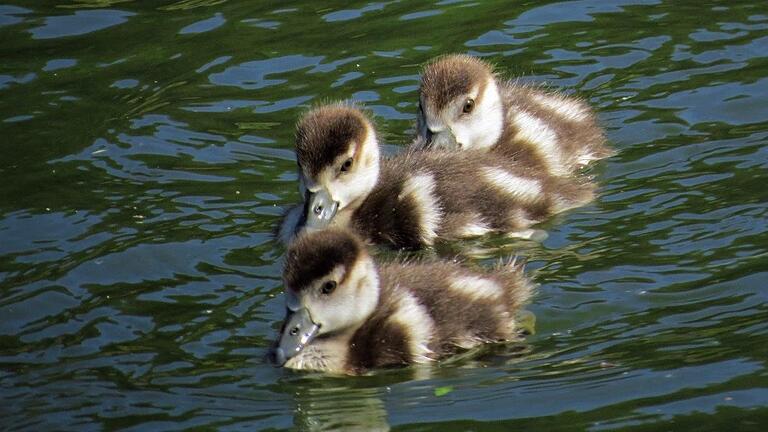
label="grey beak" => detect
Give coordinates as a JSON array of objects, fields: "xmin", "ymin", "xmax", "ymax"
[
  {"xmin": 304, "ymin": 188, "xmax": 339, "ymax": 229},
  {"xmin": 428, "ymin": 129, "xmax": 460, "ymax": 150},
  {"xmin": 273, "ymin": 308, "xmax": 320, "ymax": 367}
]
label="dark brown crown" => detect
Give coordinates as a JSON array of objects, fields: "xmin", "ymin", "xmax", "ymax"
[
  {"xmin": 283, "ymin": 228, "xmax": 366, "ymax": 291},
  {"xmin": 295, "ymin": 104, "xmax": 369, "ymax": 178},
  {"xmin": 420, "ymin": 54, "xmax": 493, "ymax": 112}
]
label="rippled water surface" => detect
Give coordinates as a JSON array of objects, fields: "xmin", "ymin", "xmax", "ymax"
[{"xmin": 2, "ymin": 1, "xmax": 768, "ymax": 430}]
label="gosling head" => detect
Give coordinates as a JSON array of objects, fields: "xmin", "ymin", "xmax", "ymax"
[
  {"xmin": 294, "ymin": 104, "xmax": 381, "ymax": 230},
  {"xmin": 272, "ymin": 228, "xmax": 380, "ymax": 366},
  {"xmin": 417, "ymin": 54, "xmax": 504, "ymax": 151}
]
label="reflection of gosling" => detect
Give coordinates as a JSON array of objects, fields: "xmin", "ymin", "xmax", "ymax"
[
  {"xmin": 415, "ymin": 54, "xmax": 613, "ymax": 176},
  {"xmin": 292, "ymin": 385, "xmax": 390, "ymax": 432},
  {"xmin": 270, "ymin": 228, "xmax": 534, "ymax": 375},
  {"xmin": 276, "ymin": 104, "xmax": 595, "ymax": 249}
]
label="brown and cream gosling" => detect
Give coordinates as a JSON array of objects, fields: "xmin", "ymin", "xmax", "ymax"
[
  {"xmin": 276, "ymin": 103, "xmax": 595, "ymax": 249},
  {"xmin": 270, "ymin": 228, "xmax": 534, "ymax": 375},
  {"xmin": 415, "ymin": 54, "xmax": 612, "ymax": 176}
]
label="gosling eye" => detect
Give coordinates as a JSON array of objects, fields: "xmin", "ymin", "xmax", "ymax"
[
  {"xmin": 463, "ymin": 98, "xmax": 475, "ymax": 114},
  {"xmin": 321, "ymin": 280, "xmax": 337, "ymax": 295},
  {"xmin": 340, "ymin": 158, "xmax": 353, "ymax": 173}
]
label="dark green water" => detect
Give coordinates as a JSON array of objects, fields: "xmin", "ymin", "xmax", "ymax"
[{"xmin": 2, "ymin": 0, "xmax": 767, "ymax": 430}]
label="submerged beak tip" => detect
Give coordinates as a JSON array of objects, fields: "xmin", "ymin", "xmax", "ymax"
[
  {"xmin": 273, "ymin": 347, "xmax": 287, "ymax": 367},
  {"xmin": 275, "ymin": 308, "xmax": 320, "ymax": 366}
]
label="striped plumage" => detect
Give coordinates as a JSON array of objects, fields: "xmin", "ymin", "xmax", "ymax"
[
  {"xmin": 277, "ymin": 103, "xmax": 595, "ymax": 249},
  {"xmin": 415, "ymin": 54, "xmax": 613, "ymax": 176},
  {"xmin": 271, "ymin": 228, "xmax": 534, "ymax": 375}
]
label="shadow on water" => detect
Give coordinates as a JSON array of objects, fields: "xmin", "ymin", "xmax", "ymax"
[{"xmin": 1, "ymin": 0, "xmax": 768, "ymax": 430}]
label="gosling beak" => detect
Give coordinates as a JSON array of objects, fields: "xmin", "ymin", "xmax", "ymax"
[
  {"xmin": 304, "ymin": 188, "xmax": 339, "ymax": 229},
  {"xmin": 272, "ymin": 307, "xmax": 320, "ymax": 367},
  {"xmin": 426, "ymin": 128, "xmax": 460, "ymax": 150}
]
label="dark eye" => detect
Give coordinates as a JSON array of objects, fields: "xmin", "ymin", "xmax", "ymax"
[
  {"xmin": 463, "ymin": 98, "xmax": 475, "ymax": 114},
  {"xmin": 321, "ymin": 281, "xmax": 337, "ymax": 295},
  {"xmin": 340, "ymin": 158, "xmax": 353, "ymax": 172}
]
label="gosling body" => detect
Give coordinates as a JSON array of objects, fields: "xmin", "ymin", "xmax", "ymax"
[
  {"xmin": 271, "ymin": 229, "xmax": 533, "ymax": 375},
  {"xmin": 277, "ymin": 104, "xmax": 594, "ymax": 249},
  {"xmin": 416, "ymin": 54, "xmax": 612, "ymax": 176}
]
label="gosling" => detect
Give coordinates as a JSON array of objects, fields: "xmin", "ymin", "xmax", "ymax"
[
  {"xmin": 276, "ymin": 103, "xmax": 595, "ymax": 249},
  {"xmin": 271, "ymin": 228, "xmax": 534, "ymax": 375},
  {"xmin": 415, "ymin": 54, "xmax": 612, "ymax": 176}
]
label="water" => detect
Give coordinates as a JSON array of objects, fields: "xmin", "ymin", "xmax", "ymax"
[{"xmin": 2, "ymin": 0, "xmax": 767, "ymax": 430}]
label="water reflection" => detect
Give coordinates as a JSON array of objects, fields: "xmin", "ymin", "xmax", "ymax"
[
  {"xmin": 29, "ymin": 9, "xmax": 135, "ymax": 40},
  {"xmin": 291, "ymin": 382, "xmax": 390, "ymax": 431}
]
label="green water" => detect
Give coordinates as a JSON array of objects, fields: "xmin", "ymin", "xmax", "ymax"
[{"xmin": 2, "ymin": 0, "xmax": 768, "ymax": 430}]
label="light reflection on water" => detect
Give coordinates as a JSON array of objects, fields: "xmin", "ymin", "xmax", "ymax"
[{"xmin": 1, "ymin": 0, "xmax": 767, "ymax": 430}]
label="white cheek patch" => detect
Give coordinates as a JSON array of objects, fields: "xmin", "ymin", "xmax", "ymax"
[
  {"xmin": 449, "ymin": 275, "xmax": 503, "ymax": 301},
  {"xmin": 471, "ymin": 80, "xmax": 505, "ymax": 149},
  {"xmin": 399, "ymin": 172, "xmax": 442, "ymax": 245},
  {"xmin": 483, "ymin": 166, "xmax": 543, "ymax": 203},
  {"xmin": 452, "ymin": 80, "xmax": 503, "ymax": 151},
  {"xmin": 450, "ymin": 124, "xmax": 471, "ymax": 148},
  {"xmin": 326, "ymin": 162, "xmax": 379, "ymax": 211},
  {"xmin": 465, "ymin": 115, "xmax": 499, "ymax": 150},
  {"xmin": 531, "ymin": 93, "xmax": 589, "ymax": 122},
  {"xmin": 314, "ymin": 297, "xmax": 350, "ymax": 333},
  {"xmin": 311, "ymin": 259, "xmax": 380, "ymax": 336},
  {"xmin": 311, "ymin": 267, "xmax": 348, "ymax": 331},
  {"xmin": 390, "ymin": 291, "xmax": 435, "ymax": 363},
  {"xmin": 512, "ymin": 111, "xmax": 567, "ymax": 176},
  {"xmin": 332, "ymin": 176, "xmax": 358, "ymax": 207}
]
